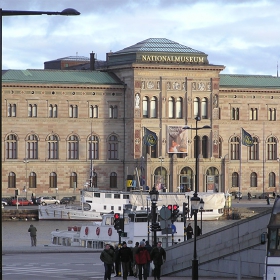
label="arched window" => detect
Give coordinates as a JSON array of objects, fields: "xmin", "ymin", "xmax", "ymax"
[
  {"xmin": 30, "ymin": 172, "xmax": 37, "ymax": 188},
  {"xmin": 202, "ymin": 136, "xmax": 209, "ymax": 158},
  {"xmin": 269, "ymin": 172, "xmax": 276, "ymax": 188},
  {"xmin": 47, "ymin": 135, "xmax": 59, "ymax": 159},
  {"xmin": 249, "ymin": 137, "xmax": 259, "ymax": 160},
  {"xmin": 250, "ymin": 172, "xmax": 257, "ymax": 187},
  {"xmin": 89, "ymin": 105, "xmax": 98, "ymax": 118},
  {"xmin": 26, "ymin": 134, "xmax": 38, "ymax": 159},
  {"xmin": 88, "ymin": 135, "xmax": 99, "ymax": 160},
  {"xmin": 154, "ymin": 166, "xmax": 167, "ymax": 191},
  {"xmin": 231, "ymin": 108, "xmax": 239, "ymax": 120},
  {"xmin": 6, "ymin": 134, "xmax": 17, "ymax": 159},
  {"xmin": 250, "ymin": 108, "xmax": 258, "ymax": 120},
  {"xmin": 8, "ymin": 104, "xmax": 16, "ymax": 117},
  {"xmin": 110, "ymin": 172, "xmax": 117, "ymax": 188},
  {"xmin": 176, "ymin": 97, "xmax": 183, "ymax": 118},
  {"xmin": 68, "ymin": 135, "xmax": 79, "ymax": 159},
  {"xmin": 150, "ymin": 97, "xmax": 157, "ymax": 118},
  {"xmin": 70, "ymin": 172, "xmax": 77, "ymax": 189},
  {"xmin": 49, "ymin": 172, "xmax": 57, "ymax": 188},
  {"xmin": 180, "ymin": 167, "xmax": 193, "ymax": 192},
  {"xmin": 8, "ymin": 172, "xmax": 16, "ymax": 188},
  {"xmin": 232, "ymin": 172, "xmax": 239, "ymax": 188},
  {"xmin": 267, "ymin": 136, "xmax": 277, "ymax": 160},
  {"xmin": 142, "ymin": 96, "xmax": 149, "ymax": 118},
  {"xmin": 230, "ymin": 136, "xmax": 240, "ymax": 160},
  {"xmin": 108, "ymin": 135, "xmax": 118, "ymax": 160},
  {"xmin": 28, "ymin": 104, "xmax": 37, "ymax": 117},
  {"xmin": 113, "ymin": 106, "xmax": 118, "ymax": 118},
  {"xmin": 69, "ymin": 105, "xmax": 78, "ymax": 118},
  {"xmin": 201, "ymin": 97, "xmax": 208, "ymax": 119},
  {"xmin": 49, "ymin": 104, "xmax": 57, "ymax": 118},
  {"xmin": 194, "ymin": 97, "xmax": 200, "ymax": 118},
  {"xmin": 168, "ymin": 97, "xmax": 175, "ymax": 118}
]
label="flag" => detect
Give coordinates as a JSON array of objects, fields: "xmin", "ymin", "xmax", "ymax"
[
  {"xmin": 241, "ymin": 128, "xmax": 254, "ymax": 147},
  {"xmin": 143, "ymin": 127, "xmax": 158, "ymax": 146}
]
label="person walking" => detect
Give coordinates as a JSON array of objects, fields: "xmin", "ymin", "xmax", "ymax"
[
  {"xmin": 186, "ymin": 223, "xmax": 193, "ymax": 240},
  {"xmin": 145, "ymin": 241, "xmax": 152, "ymax": 277},
  {"xmin": 150, "ymin": 241, "xmax": 166, "ymax": 280},
  {"xmin": 135, "ymin": 240, "xmax": 150, "ymax": 280},
  {"xmin": 100, "ymin": 243, "xmax": 115, "ymax": 280},
  {"xmin": 28, "ymin": 224, "xmax": 37, "ymax": 246},
  {"xmin": 114, "ymin": 244, "xmax": 121, "ymax": 277},
  {"xmin": 132, "ymin": 241, "xmax": 139, "ymax": 278},
  {"xmin": 119, "ymin": 241, "xmax": 133, "ymax": 280}
]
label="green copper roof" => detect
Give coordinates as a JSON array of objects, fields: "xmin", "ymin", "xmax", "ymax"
[
  {"xmin": 114, "ymin": 38, "xmax": 205, "ymax": 54},
  {"xmin": 2, "ymin": 69, "xmax": 123, "ymax": 85},
  {"xmin": 220, "ymin": 74, "xmax": 280, "ymax": 88}
]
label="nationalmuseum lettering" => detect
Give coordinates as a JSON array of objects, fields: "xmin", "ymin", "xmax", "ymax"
[{"xmin": 141, "ymin": 55, "xmax": 204, "ymax": 63}]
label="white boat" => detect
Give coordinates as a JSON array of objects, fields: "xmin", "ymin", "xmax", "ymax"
[
  {"xmin": 51, "ymin": 209, "xmax": 186, "ymax": 248},
  {"xmin": 39, "ymin": 189, "xmax": 225, "ymax": 221}
]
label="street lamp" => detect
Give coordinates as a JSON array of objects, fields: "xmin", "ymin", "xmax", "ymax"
[
  {"xmin": 199, "ymin": 198, "xmax": 204, "ymax": 235},
  {"xmin": 0, "ymin": 7, "xmax": 80, "ymax": 229},
  {"xmin": 149, "ymin": 186, "xmax": 159, "ymax": 247},
  {"xmin": 277, "ymin": 158, "xmax": 280, "ymax": 196},
  {"xmin": 183, "ymin": 117, "xmax": 211, "ymax": 280},
  {"xmin": 23, "ymin": 158, "xmax": 29, "ymax": 199}
]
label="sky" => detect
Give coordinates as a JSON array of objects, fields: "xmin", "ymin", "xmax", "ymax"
[{"xmin": 1, "ymin": 0, "xmax": 280, "ymax": 75}]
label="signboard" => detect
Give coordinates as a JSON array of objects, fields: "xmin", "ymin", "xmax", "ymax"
[
  {"xmin": 167, "ymin": 126, "xmax": 188, "ymax": 154},
  {"xmin": 207, "ymin": 176, "xmax": 214, "ymax": 192}
]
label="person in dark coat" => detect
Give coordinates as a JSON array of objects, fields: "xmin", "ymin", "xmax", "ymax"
[
  {"xmin": 145, "ymin": 241, "xmax": 152, "ymax": 277},
  {"xmin": 135, "ymin": 241, "xmax": 150, "ymax": 280},
  {"xmin": 119, "ymin": 241, "xmax": 133, "ymax": 280},
  {"xmin": 114, "ymin": 244, "xmax": 121, "ymax": 277},
  {"xmin": 28, "ymin": 224, "xmax": 37, "ymax": 246},
  {"xmin": 132, "ymin": 241, "xmax": 139, "ymax": 277},
  {"xmin": 186, "ymin": 223, "xmax": 193, "ymax": 240},
  {"xmin": 100, "ymin": 243, "xmax": 115, "ymax": 280},
  {"xmin": 150, "ymin": 241, "xmax": 166, "ymax": 280}
]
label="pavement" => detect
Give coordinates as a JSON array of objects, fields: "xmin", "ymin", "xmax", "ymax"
[{"xmin": 2, "ymin": 245, "xmax": 259, "ymax": 279}]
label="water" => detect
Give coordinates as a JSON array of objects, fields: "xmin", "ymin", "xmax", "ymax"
[{"xmin": 2, "ymin": 219, "xmax": 237, "ymax": 248}]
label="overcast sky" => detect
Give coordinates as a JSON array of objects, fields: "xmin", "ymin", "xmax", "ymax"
[{"xmin": 1, "ymin": 0, "xmax": 280, "ymax": 75}]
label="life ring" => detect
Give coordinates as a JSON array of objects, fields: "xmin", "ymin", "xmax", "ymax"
[
  {"xmin": 96, "ymin": 227, "xmax": 100, "ymax": 236},
  {"xmin": 85, "ymin": 227, "xmax": 89, "ymax": 235},
  {"xmin": 108, "ymin": 227, "xmax": 112, "ymax": 236}
]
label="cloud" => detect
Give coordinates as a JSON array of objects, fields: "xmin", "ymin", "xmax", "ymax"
[{"xmin": 1, "ymin": 0, "xmax": 279, "ymax": 75}]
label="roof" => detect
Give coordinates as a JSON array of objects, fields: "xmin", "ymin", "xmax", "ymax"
[
  {"xmin": 114, "ymin": 38, "xmax": 205, "ymax": 55},
  {"xmin": 45, "ymin": 56, "xmax": 90, "ymax": 63},
  {"xmin": 2, "ymin": 69, "xmax": 123, "ymax": 85},
  {"xmin": 220, "ymin": 74, "xmax": 280, "ymax": 89}
]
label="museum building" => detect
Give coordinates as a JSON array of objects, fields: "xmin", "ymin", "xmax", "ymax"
[{"xmin": 2, "ymin": 38, "xmax": 280, "ymax": 199}]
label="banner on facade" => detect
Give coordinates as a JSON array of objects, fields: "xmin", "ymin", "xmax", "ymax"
[
  {"xmin": 167, "ymin": 125, "xmax": 188, "ymax": 154},
  {"xmin": 241, "ymin": 128, "xmax": 254, "ymax": 147},
  {"xmin": 143, "ymin": 127, "xmax": 158, "ymax": 146}
]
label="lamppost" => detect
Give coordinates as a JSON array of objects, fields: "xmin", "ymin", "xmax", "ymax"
[
  {"xmin": 277, "ymin": 158, "xmax": 280, "ymax": 195},
  {"xmin": 159, "ymin": 156, "xmax": 164, "ymax": 191},
  {"xmin": 184, "ymin": 117, "xmax": 211, "ymax": 280},
  {"xmin": 23, "ymin": 158, "xmax": 29, "ymax": 199},
  {"xmin": 149, "ymin": 186, "xmax": 159, "ymax": 247},
  {"xmin": 199, "ymin": 198, "xmax": 204, "ymax": 235},
  {"xmin": 0, "ymin": 7, "xmax": 80, "ymax": 221}
]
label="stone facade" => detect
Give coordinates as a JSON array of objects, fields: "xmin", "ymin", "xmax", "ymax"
[{"xmin": 2, "ymin": 38, "xmax": 280, "ymax": 199}]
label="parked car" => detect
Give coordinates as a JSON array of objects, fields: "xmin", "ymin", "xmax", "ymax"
[
  {"xmin": 258, "ymin": 192, "xmax": 274, "ymax": 199},
  {"xmin": 230, "ymin": 191, "xmax": 242, "ymax": 199},
  {"xmin": 60, "ymin": 197, "xmax": 75, "ymax": 204},
  {"xmin": 37, "ymin": 196, "xmax": 60, "ymax": 205},
  {"xmin": 2, "ymin": 200, "xmax": 8, "ymax": 207},
  {"xmin": 11, "ymin": 197, "xmax": 33, "ymax": 206}
]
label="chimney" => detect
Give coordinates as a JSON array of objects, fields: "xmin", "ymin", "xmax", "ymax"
[{"xmin": 90, "ymin": 52, "xmax": 95, "ymax": 71}]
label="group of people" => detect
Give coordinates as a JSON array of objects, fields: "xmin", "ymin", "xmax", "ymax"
[
  {"xmin": 186, "ymin": 223, "xmax": 201, "ymax": 240},
  {"xmin": 100, "ymin": 240, "xmax": 166, "ymax": 280}
]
